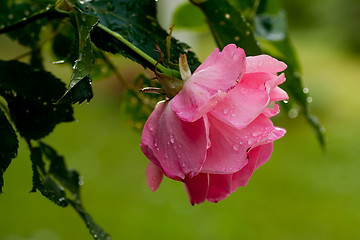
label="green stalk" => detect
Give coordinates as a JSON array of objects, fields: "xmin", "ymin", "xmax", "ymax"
[{"xmin": 97, "ymin": 24, "xmax": 181, "ymax": 78}]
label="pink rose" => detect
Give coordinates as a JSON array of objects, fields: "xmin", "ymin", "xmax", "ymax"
[{"xmin": 141, "ymin": 44, "xmax": 288, "ymax": 205}]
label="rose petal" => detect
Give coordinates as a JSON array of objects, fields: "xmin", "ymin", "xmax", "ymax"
[
  {"xmin": 201, "ymin": 114, "xmax": 275, "ymax": 174},
  {"xmin": 140, "ymin": 101, "xmax": 208, "ymax": 180},
  {"xmin": 172, "ymin": 44, "xmax": 246, "ymax": 122},
  {"xmin": 184, "ymin": 173, "xmax": 209, "ymax": 205},
  {"xmin": 210, "ymin": 78, "xmax": 269, "ymax": 130},
  {"xmin": 207, "ymin": 174, "xmax": 233, "ymax": 203},
  {"xmin": 246, "ymin": 55, "xmax": 287, "ymax": 74},
  {"xmin": 145, "ymin": 161, "xmax": 163, "ymax": 191},
  {"xmin": 231, "ymin": 143, "xmax": 273, "ymax": 190}
]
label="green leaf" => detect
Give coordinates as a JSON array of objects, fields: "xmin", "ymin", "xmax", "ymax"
[
  {"xmin": 227, "ymin": 0, "xmax": 259, "ymax": 21},
  {"xmin": 59, "ymin": 76, "xmax": 93, "ymax": 104},
  {"xmin": 253, "ymin": 10, "xmax": 326, "ymax": 146},
  {"xmin": 191, "ymin": 0, "xmax": 261, "ymax": 55},
  {"xmin": 30, "ymin": 142, "xmax": 110, "ymax": 240},
  {"xmin": 70, "ymin": 200, "xmax": 111, "ymax": 240},
  {"xmin": 172, "ymin": 3, "xmax": 207, "ymax": 32},
  {"xmin": 59, "ymin": 7, "xmax": 98, "ymax": 104},
  {"xmin": 30, "ymin": 147, "xmax": 68, "ymax": 207},
  {"xmin": 0, "ymin": 109, "xmax": 18, "ymax": 194},
  {"xmin": 0, "ymin": 60, "xmax": 74, "ymax": 140},
  {"xmin": 39, "ymin": 142, "xmax": 80, "ymax": 196},
  {"xmin": 77, "ymin": 0, "xmax": 201, "ymax": 72},
  {"xmin": 0, "ymin": 1, "xmax": 54, "ymax": 47}
]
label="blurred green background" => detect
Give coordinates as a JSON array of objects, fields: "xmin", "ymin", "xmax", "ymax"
[{"xmin": 1, "ymin": 0, "xmax": 360, "ymax": 239}]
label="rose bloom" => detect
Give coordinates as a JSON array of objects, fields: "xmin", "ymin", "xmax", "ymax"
[{"xmin": 141, "ymin": 44, "xmax": 288, "ymax": 205}]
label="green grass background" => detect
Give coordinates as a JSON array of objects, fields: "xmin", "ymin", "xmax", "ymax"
[{"xmin": 1, "ymin": 5, "xmax": 360, "ymax": 240}]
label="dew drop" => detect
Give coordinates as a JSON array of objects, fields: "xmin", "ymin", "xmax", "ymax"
[
  {"xmin": 307, "ymin": 97, "xmax": 313, "ymax": 103},
  {"xmin": 234, "ymin": 36, "xmax": 240, "ymax": 41},
  {"xmin": 252, "ymin": 131, "xmax": 261, "ymax": 137},
  {"xmin": 303, "ymin": 88, "xmax": 309, "ymax": 94},
  {"xmin": 223, "ymin": 108, "xmax": 229, "ymax": 115},
  {"xmin": 170, "ymin": 135, "xmax": 175, "ymax": 143},
  {"xmin": 225, "ymin": 13, "xmax": 230, "ymax": 19},
  {"xmin": 246, "ymin": 30, "xmax": 250, "ymax": 36},
  {"xmin": 8, "ymin": 14, "xmax": 14, "ymax": 20},
  {"xmin": 165, "ymin": 153, "xmax": 168, "ymax": 159},
  {"xmin": 232, "ymin": 144, "xmax": 239, "ymax": 151},
  {"xmin": 248, "ymin": 138, "xmax": 255, "ymax": 145},
  {"xmin": 283, "ymin": 100, "xmax": 289, "ymax": 104}
]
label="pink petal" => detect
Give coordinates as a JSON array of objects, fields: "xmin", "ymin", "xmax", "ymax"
[
  {"xmin": 206, "ymin": 174, "xmax": 233, "ymax": 203},
  {"xmin": 145, "ymin": 161, "xmax": 163, "ymax": 191},
  {"xmin": 201, "ymin": 114, "xmax": 275, "ymax": 174},
  {"xmin": 172, "ymin": 44, "xmax": 246, "ymax": 122},
  {"xmin": 253, "ymin": 143, "xmax": 274, "ymax": 170},
  {"xmin": 246, "ymin": 55, "xmax": 287, "ymax": 74},
  {"xmin": 231, "ymin": 143, "xmax": 273, "ymax": 190},
  {"xmin": 270, "ymin": 86, "xmax": 288, "ymax": 101},
  {"xmin": 184, "ymin": 173, "xmax": 209, "ymax": 205},
  {"xmin": 209, "ymin": 76, "xmax": 270, "ymax": 129},
  {"xmin": 140, "ymin": 101, "xmax": 208, "ymax": 180}
]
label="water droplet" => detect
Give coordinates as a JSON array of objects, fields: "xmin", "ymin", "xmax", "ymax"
[
  {"xmin": 165, "ymin": 153, "xmax": 168, "ymax": 158},
  {"xmin": 225, "ymin": 13, "xmax": 230, "ymax": 19},
  {"xmin": 177, "ymin": 154, "xmax": 182, "ymax": 159},
  {"xmin": 303, "ymin": 88, "xmax": 309, "ymax": 94},
  {"xmin": 170, "ymin": 135, "xmax": 175, "ymax": 143},
  {"xmin": 178, "ymin": 144, "xmax": 182, "ymax": 148},
  {"xmin": 223, "ymin": 108, "xmax": 229, "ymax": 115},
  {"xmin": 24, "ymin": 10, "xmax": 30, "ymax": 16},
  {"xmin": 283, "ymin": 100, "xmax": 289, "ymax": 104},
  {"xmin": 248, "ymin": 138, "xmax": 255, "ymax": 145},
  {"xmin": 207, "ymin": 140, "xmax": 211, "ymax": 149},
  {"xmin": 246, "ymin": 30, "xmax": 250, "ymax": 36},
  {"xmin": 234, "ymin": 36, "xmax": 240, "ymax": 41},
  {"xmin": 232, "ymin": 144, "xmax": 239, "ymax": 151},
  {"xmin": 307, "ymin": 97, "xmax": 313, "ymax": 103},
  {"xmin": 148, "ymin": 123, "xmax": 153, "ymax": 131},
  {"xmin": 252, "ymin": 131, "xmax": 261, "ymax": 137},
  {"xmin": 8, "ymin": 14, "xmax": 14, "ymax": 20}
]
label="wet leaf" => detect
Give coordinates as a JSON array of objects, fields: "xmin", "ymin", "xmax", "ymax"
[
  {"xmin": 253, "ymin": 9, "xmax": 326, "ymax": 146},
  {"xmin": 70, "ymin": 200, "xmax": 111, "ymax": 240},
  {"xmin": 30, "ymin": 147, "xmax": 68, "ymax": 207},
  {"xmin": 77, "ymin": 0, "xmax": 201, "ymax": 72},
  {"xmin": 0, "ymin": 60, "xmax": 74, "ymax": 140},
  {"xmin": 191, "ymin": 0, "xmax": 261, "ymax": 55},
  {"xmin": 0, "ymin": 109, "xmax": 18, "ymax": 194},
  {"xmin": 30, "ymin": 142, "xmax": 110, "ymax": 239},
  {"xmin": 39, "ymin": 142, "xmax": 80, "ymax": 196},
  {"xmin": 59, "ymin": 7, "xmax": 98, "ymax": 104}
]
